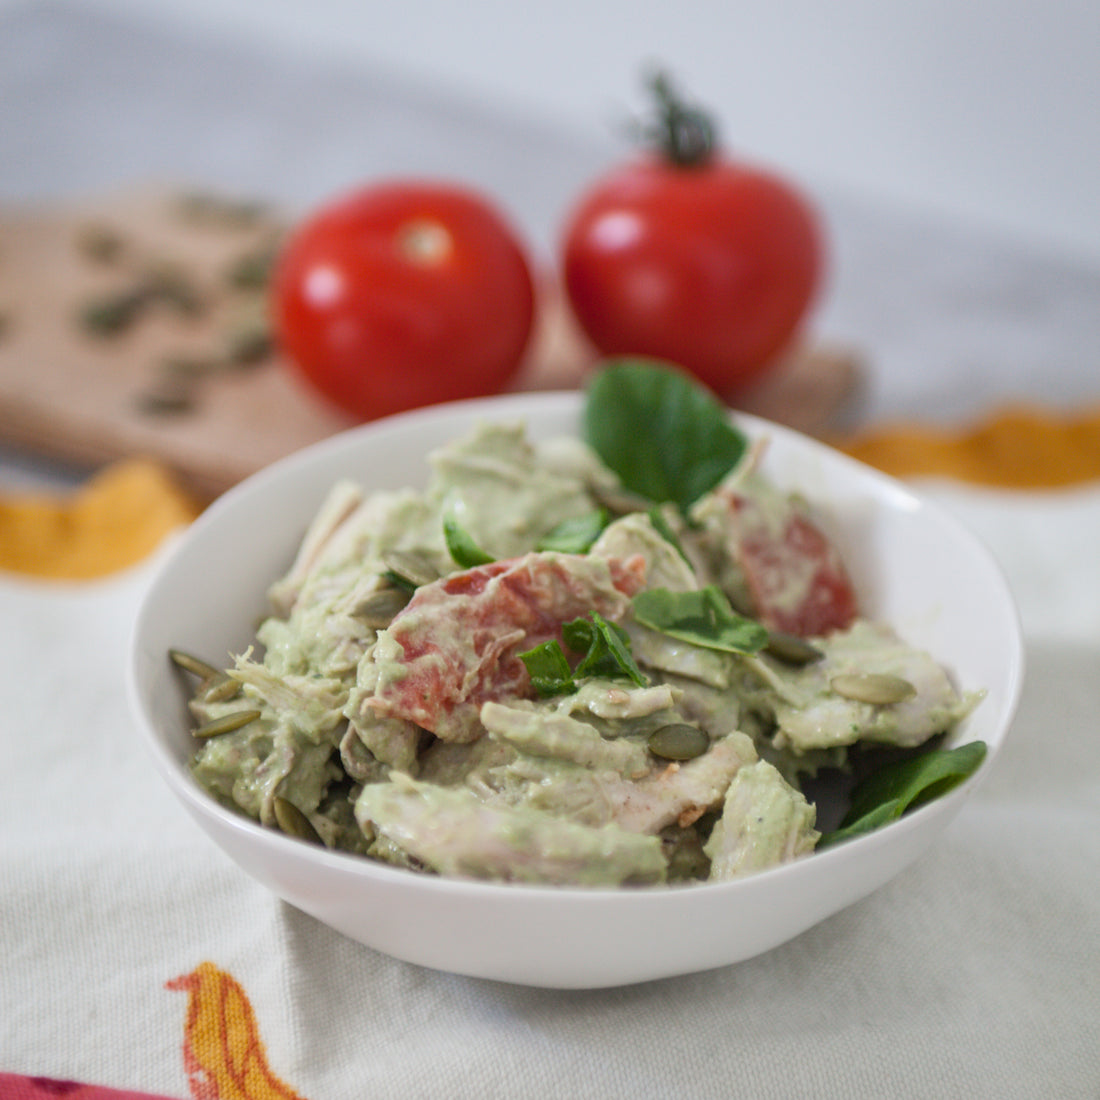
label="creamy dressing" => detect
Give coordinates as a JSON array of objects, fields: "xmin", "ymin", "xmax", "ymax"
[{"xmin": 183, "ymin": 419, "xmax": 978, "ymax": 887}]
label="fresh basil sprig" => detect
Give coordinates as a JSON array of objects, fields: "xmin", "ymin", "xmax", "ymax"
[
  {"xmin": 519, "ymin": 612, "xmax": 646, "ymax": 697},
  {"xmin": 584, "ymin": 360, "xmax": 748, "ymax": 512},
  {"xmin": 518, "ymin": 640, "xmax": 577, "ymax": 697},
  {"xmin": 564, "ymin": 612, "xmax": 647, "ymax": 685},
  {"xmin": 818, "ymin": 740, "xmax": 988, "ymax": 848},
  {"xmin": 633, "ymin": 585, "xmax": 769, "ymax": 654}
]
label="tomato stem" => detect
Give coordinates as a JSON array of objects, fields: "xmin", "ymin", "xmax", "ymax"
[{"xmin": 645, "ymin": 71, "xmax": 717, "ymax": 168}]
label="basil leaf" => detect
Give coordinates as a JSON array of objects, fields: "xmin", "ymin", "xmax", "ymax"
[
  {"xmin": 536, "ymin": 509, "xmax": 610, "ymax": 553},
  {"xmin": 818, "ymin": 740, "xmax": 988, "ymax": 848},
  {"xmin": 584, "ymin": 360, "xmax": 748, "ymax": 511},
  {"xmin": 646, "ymin": 505, "xmax": 692, "ymax": 565},
  {"xmin": 816, "ymin": 799, "xmax": 904, "ymax": 848},
  {"xmin": 518, "ymin": 640, "xmax": 576, "ymax": 697},
  {"xmin": 566, "ymin": 612, "xmax": 647, "ymax": 686},
  {"xmin": 443, "ymin": 508, "xmax": 494, "ymax": 568},
  {"xmin": 633, "ymin": 585, "xmax": 768, "ymax": 654}
]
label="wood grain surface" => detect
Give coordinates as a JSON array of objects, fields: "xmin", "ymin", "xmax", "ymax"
[{"xmin": 0, "ymin": 186, "xmax": 864, "ymax": 500}]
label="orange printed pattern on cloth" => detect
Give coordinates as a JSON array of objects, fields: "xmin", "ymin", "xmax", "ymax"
[
  {"xmin": 837, "ymin": 403, "xmax": 1100, "ymax": 489},
  {"xmin": 166, "ymin": 963, "xmax": 305, "ymax": 1100},
  {"xmin": 0, "ymin": 458, "xmax": 200, "ymax": 579},
  {"xmin": 3, "ymin": 400, "xmax": 1100, "ymax": 583},
  {"xmin": 0, "ymin": 964, "xmax": 304, "ymax": 1100}
]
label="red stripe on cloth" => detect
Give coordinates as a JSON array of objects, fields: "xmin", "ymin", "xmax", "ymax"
[{"xmin": 0, "ymin": 1074, "xmax": 181, "ymax": 1100}]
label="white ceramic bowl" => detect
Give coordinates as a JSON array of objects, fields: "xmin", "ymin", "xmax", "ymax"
[{"xmin": 128, "ymin": 392, "xmax": 1024, "ymax": 989}]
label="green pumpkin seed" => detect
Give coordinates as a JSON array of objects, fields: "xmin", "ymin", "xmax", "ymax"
[
  {"xmin": 169, "ymin": 648, "xmax": 221, "ymax": 680},
  {"xmin": 648, "ymin": 723, "xmax": 709, "ymax": 761},
  {"xmin": 224, "ymin": 312, "xmax": 273, "ymax": 364},
  {"xmin": 273, "ymin": 797, "xmax": 323, "ymax": 844},
  {"xmin": 191, "ymin": 709, "xmax": 261, "ymax": 738},
  {"xmin": 352, "ymin": 587, "xmax": 411, "ymax": 628},
  {"xmin": 383, "ymin": 551, "xmax": 440, "ymax": 589},
  {"xmin": 76, "ymin": 223, "xmax": 125, "ymax": 263},
  {"xmin": 589, "ymin": 481, "xmax": 655, "ymax": 516},
  {"xmin": 198, "ymin": 672, "xmax": 241, "ymax": 704},
  {"xmin": 135, "ymin": 378, "xmax": 196, "ymax": 416},
  {"xmin": 764, "ymin": 631, "xmax": 824, "ymax": 666},
  {"xmin": 79, "ymin": 286, "xmax": 150, "ymax": 335},
  {"xmin": 831, "ymin": 672, "xmax": 917, "ymax": 706}
]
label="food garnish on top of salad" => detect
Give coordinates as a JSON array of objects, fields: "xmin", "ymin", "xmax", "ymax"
[{"xmin": 171, "ymin": 360, "xmax": 986, "ymax": 887}]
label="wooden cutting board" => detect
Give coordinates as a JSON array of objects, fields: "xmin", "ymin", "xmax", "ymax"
[{"xmin": 0, "ymin": 186, "xmax": 863, "ymax": 501}]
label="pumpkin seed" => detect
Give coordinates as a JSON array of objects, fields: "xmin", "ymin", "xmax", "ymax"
[
  {"xmin": 135, "ymin": 377, "xmax": 196, "ymax": 416},
  {"xmin": 589, "ymin": 481, "xmax": 655, "ymax": 516},
  {"xmin": 831, "ymin": 672, "xmax": 917, "ymax": 706},
  {"xmin": 79, "ymin": 286, "xmax": 150, "ymax": 335},
  {"xmin": 146, "ymin": 266, "xmax": 204, "ymax": 317},
  {"xmin": 352, "ymin": 587, "xmax": 411, "ymax": 628},
  {"xmin": 198, "ymin": 672, "xmax": 241, "ymax": 704},
  {"xmin": 76, "ymin": 223, "xmax": 125, "ymax": 264},
  {"xmin": 161, "ymin": 353, "xmax": 226, "ymax": 378},
  {"xmin": 176, "ymin": 191, "xmax": 267, "ymax": 229},
  {"xmin": 191, "ymin": 709, "xmax": 261, "ymax": 738},
  {"xmin": 764, "ymin": 631, "xmax": 824, "ymax": 666},
  {"xmin": 383, "ymin": 551, "xmax": 440, "ymax": 589},
  {"xmin": 226, "ymin": 240, "xmax": 279, "ymax": 289},
  {"xmin": 169, "ymin": 648, "xmax": 221, "ymax": 680},
  {"xmin": 273, "ymin": 796, "xmax": 323, "ymax": 844},
  {"xmin": 648, "ymin": 723, "xmax": 709, "ymax": 761},
  {"xmin": 224, "ymin": 312, "xmax": 272, "ymax": 364}
]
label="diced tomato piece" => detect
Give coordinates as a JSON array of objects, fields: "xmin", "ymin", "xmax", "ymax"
[
  {"xmin": 723, "ymin": 490, "xmax": 858, "ymax": 638},
  {"xmin": 368, "ymin": 552, "xmax": 646, "ymax": 741}
]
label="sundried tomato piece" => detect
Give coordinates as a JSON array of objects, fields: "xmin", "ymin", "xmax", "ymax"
[
  {"xmin": 723, "ymin": 491, "xmax": 857, "ymax": 638},
  {"xmin": 369, "ymin": 552, "xmax": 646, "ymax": 741}
]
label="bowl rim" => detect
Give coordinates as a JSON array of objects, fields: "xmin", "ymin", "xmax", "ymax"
[{"xmin": 127, "ymin": 389, "xmax": 1026, "ymax": 905}]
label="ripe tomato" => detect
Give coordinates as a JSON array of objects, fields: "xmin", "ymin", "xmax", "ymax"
[
  {"xmin": 273, "ymin": 181, "xmax": 536, "ymax": 421},
  {"xmin": 561, "ymin": 75, "xmax": 824, "ymax": 396}
]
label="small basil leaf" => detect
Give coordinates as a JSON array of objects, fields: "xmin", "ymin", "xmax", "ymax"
[
  {"xmin": 818, "ymin": 741, "xmax": 988, "ymax": 848},
  {"xmin": 646, "ymin": 505, "xmax": 693, "ymax": 565},
  {"xmin": 633, "ymin": 585, "xmax": 769, "ymax": 654},
  {"xmin": 816, "ymin": 799, "xmax": 904, "ymax": 848},
  {"xmin": 443, "ymin": 508, "xmax": 494, "ymax": 569},
  {"xmin": 518, "ymin": 640, "xmax": 576, "ymax": 697},
  {"xmin": 584, "ymin": 360, "xmax": 748, "ymax": 511},
  {"xmin": 571, "ymin": 612, "xmax": 647, "ymax": 686},
  {"xmin": 536, "ymin": 509, "xmax": 610, "ymax": 553}
]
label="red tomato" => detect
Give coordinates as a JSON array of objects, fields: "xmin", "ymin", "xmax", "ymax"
[
  {"xmin": 273, "ymin": 181, "xmax": 536, "ymax": 421},
  {"xmin": 561, "ymin": 76, "xmax": 823, "ymax": 396}
]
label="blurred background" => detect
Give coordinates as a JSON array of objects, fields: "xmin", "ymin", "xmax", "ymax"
[
  {"xmin": 1, "ymin": 0, "xmax": 1097, "ymax": 493},
  {"xmin": 4, "ymin": 0, "xmax": 1097, "ymax": 262}
]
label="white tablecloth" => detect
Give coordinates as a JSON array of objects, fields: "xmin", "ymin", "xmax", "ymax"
[{"xmin": 2, "ymin": 480, "xmax": 1098, "ymax": 1097}]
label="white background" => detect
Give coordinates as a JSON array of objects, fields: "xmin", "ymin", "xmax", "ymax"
[{"xmin": 6, "ymin": 0, "xmax": 1098, "ymax": 263}]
